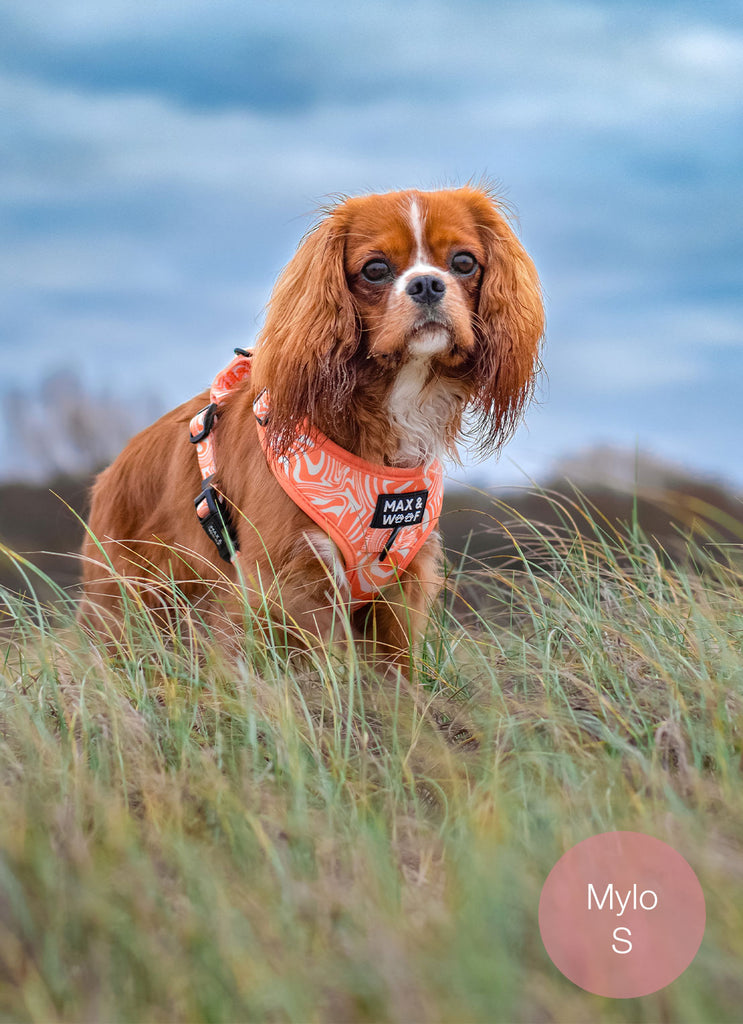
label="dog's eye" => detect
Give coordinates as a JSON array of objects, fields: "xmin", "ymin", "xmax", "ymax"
[
  {"xmin": 450, "ymin": 252, "xmax": 478, "ymax": 277},
  {"xmin": 361, "ymin": 259, "xmax": 393, "ymax": 283}
]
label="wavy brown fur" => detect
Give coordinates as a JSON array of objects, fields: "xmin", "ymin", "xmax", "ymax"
[{"xmin": 80, "ymin": 186, "xmax": 543, "ymax": 671}]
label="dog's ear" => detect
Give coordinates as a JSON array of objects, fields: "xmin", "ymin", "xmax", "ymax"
[
  {"xmin": 252, "ymin": 208, "xmax": 360, "ymax": 455},
  {"xmin": 466, "ymin": 189, "xmax": 544, "ymax": 455}
]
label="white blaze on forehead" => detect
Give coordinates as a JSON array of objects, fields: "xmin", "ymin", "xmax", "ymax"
[
  {"xmin": 394, "ymin": 194, "xmax": 449, "ymax": 295},
  {"xmin": 409, "ymin": 197, "xmax": 427, "ymax": 264}
]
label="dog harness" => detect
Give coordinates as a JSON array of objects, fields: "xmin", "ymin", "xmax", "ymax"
[{"xmin": 189, "ymin": 349, "xmax": 443, "ymax": 608}]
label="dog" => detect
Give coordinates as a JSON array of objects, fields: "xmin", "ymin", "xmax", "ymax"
[{"xmin": 80, "ymin": 186, "xmax": 543, "ymax": 670}]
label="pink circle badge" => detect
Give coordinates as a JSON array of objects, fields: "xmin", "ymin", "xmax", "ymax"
[{"xmin": 539, "ymin": 831, "xmax": 705, "ymax": 998}]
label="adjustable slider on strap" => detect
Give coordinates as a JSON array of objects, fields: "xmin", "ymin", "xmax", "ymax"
[
  {"xmin": 194, "ymin": 479, "xmax": 239, "ymax": 563},
  {"xmin": 190, "ymin": 402, "xmax": 218, "ymax": 444}
]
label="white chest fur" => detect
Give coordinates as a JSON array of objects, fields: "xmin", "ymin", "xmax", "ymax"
[{"xmin": 387, "ymin": 329, "xmax": 465, "ymax": 467}]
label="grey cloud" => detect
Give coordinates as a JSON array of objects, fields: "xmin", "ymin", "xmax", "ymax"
[{"xmin": 1, "ymin": 0, "xmax": 742, "ymax": 487}]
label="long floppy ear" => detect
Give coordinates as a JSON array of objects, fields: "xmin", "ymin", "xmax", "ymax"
[
  {"xmin": 252, "ymin": 206, "xmax": 360, "ymax": 455},
  {"xmin": 467, "ymin": 189, "xmax": 544, "ymax": 456}
]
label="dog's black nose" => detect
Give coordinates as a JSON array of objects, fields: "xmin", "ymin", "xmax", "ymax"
[{"xmin": 405, "ymin": 274, "xmax": 446, "ymax": 305}]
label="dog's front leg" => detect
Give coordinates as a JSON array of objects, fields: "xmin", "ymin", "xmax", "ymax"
[
  {"xmin": 264, "ymin": 531, "xmax": 356, "ymax": 653},
  {"xmin": 356, "ymin": 536, "xmax": 444, "ymax": 677}
]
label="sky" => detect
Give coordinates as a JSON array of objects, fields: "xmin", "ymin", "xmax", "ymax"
[{"xmin": 1, "ymin": 0, "xmax": 741, "ymax": 488}]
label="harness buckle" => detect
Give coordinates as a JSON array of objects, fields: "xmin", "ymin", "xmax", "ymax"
[
  {"xmin": 194, "ymin": 481, "xmax": 239, "ymax": 563},
  {"xmin": 190, "ymin": 402, "xmax": 218, "ymax": 444}
]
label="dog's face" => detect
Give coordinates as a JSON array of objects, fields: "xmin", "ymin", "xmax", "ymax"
[
  {"xmin": 343, "ymin": 190, "xmax": 484, "ymax": 369},
  {"xmin": 252, "ymin": 186, "xmax": 544, "ymax": 462}
]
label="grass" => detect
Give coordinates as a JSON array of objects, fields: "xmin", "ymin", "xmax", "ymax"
[{"xmin": 1, "ymin": 492, "xmax": 742, "ymax": 1023}]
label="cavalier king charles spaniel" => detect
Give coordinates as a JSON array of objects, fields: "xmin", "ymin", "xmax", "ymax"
[{"xmin": 80, "ymin": 186, "xmax": 543, "ymax": 670}]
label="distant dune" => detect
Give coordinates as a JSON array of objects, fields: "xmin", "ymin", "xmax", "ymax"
[{"xmin": 2, "ymin": 450, "xmax": 741, "ymax": 597}]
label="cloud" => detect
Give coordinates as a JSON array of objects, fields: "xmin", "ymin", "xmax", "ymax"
[
  {"xmin": 2, "ymin": 0, "xmax": 742, "ymax": 123},
  {"xmin": 0, "ymin": 0, "xmax": 742, "ymax": 486}
]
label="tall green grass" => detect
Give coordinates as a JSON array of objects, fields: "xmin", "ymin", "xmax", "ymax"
[{"xmin": 1, "ymin": 495, "xmax": 742, "ymax": 1023}]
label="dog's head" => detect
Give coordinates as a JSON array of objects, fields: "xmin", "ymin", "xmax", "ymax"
[{"xmin": 252, "ymin": 186, "xmax": 544, "ymax": 463}]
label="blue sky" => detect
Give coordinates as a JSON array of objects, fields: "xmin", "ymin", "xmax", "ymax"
[{"xmin": 1, "ymin": 0, "xmax": 741, "ymax": 487}]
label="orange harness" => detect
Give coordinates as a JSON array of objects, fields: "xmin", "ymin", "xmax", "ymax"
[{"xmin": 189, "ymin": 350, "xmax": 443, "ymax": 608}]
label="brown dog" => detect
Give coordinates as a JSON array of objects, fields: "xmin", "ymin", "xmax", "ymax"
[{"xmin": 80, "ymin": 186, "xmax": 543, "ymax": 669}]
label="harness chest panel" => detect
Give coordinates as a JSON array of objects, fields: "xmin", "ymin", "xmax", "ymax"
[
  {"xmin": 190, "ymin": 350, "xmax": 443, "ymax": 607},
  {"xmin": 257, "ymin": 422, "xmax": 442, "ymax": 608}
]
